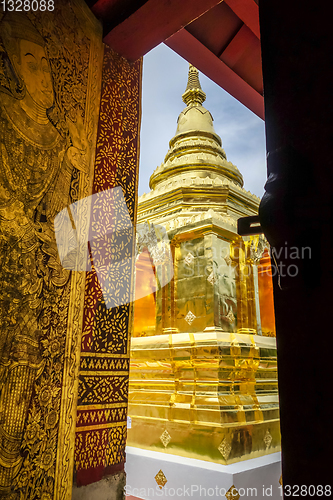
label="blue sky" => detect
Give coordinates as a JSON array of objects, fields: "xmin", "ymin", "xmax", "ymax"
[{"xmin": 138, "ymin": 43, "xmax": 267, "ymax": 199}]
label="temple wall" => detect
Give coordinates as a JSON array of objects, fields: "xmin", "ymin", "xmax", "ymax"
[{"xmin": 0, "ymin": 4, "xmax": 142, "ymax": 499}]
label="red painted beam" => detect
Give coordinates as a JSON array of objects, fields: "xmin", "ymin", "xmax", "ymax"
[
  {"xmin": 220, "ymin": 24, "xmax": 256, "ymax": 66},
  {"xmin": 224, "ymin": 0, "xmax": 260, "ymax": 39},
  {"xmin": 220, "ymin": 23, "xmax": 263, "ymax": 94},
  {"xmin": 165, "ymin": 28, "xmax": 264, "ymax": 119},
  {"xmin": 102, "ymin": 0, "xmax": 224, "ymax": 62},
  {"xmin": 91, "ymin": 0, "xmax": 119, "ymax": 15},
  {"xmin": 91, "ymin": 0, "xmax": 145, "ymax": 32}
]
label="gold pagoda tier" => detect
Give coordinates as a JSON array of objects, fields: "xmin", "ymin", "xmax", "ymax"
[{"xmin": 128, "ymin": 65, "xmax": 280, "ymax": 465}]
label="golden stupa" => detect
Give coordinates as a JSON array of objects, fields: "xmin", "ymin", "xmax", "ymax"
[{"xmin": 127, "ymin": 65, "xmax": 280, "ymax": 464}]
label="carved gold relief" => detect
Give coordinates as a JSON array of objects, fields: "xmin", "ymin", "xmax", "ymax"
[
  {"xmin": 264, "ymin": 430, "xmax": 273, "ymax": 450},
  {"xmin": 184, "ymin": 311, "xmax": 196, "ymax": 325},
  {"xmin": 225, "ymin": 310, "xmax": 235, "ymax": 324},
  {"xmin": 184, "ymin": 252, "xmax": 195, "ymax": 266},
  {"xmin": 226, "ymin": 485, "xmax": 240, "ymax": 500},
  {"xmin": 154, "ymin": 470, "xmax": 167, "ymax": 489},
  {"xmin": 218, "ymin": 437, "xmax": 232, "ymax": 461},
  {"xmin": 0, "ymin": 2, "xmax": 103, "ymax": 498},
  {"xmin": 224, "ymin": 255, "xmax": 232, "ymax": 266},
  {"xmin": 160, "ymin": 430, "xmax": 171, "ymax": 448},
  {"xmin": 207, "ymin": 271, "xmax": 217, "ymax": 285}
]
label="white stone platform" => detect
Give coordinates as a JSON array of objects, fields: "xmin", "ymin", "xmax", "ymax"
[{"xmin": 125, "ymin": 447, "xmax": 282, "ymax": 500}]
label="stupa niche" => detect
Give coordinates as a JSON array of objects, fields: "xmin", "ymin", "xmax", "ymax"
[{"xmin": 128, "ymin": 65, "xmax": 279, "ymax": 465}]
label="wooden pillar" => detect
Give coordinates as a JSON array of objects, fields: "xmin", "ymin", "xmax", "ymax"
[{"xmin": 259, "ymin": 0, "xmax": 333, "ymax": 493}]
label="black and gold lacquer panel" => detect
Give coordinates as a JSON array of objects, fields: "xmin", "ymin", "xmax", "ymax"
[{"xmin": 74, "ymin": 45, "xmax": 142, "ymax": 487}]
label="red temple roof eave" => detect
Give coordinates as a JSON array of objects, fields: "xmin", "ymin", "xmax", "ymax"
[
  {"xmin": 90, "ymin": 0, "xmax": 264, "ymax": 119},
  {"xmin": 100, "ymin": 0, "xmax": 224, "ymax": 62},
  {"xmin": 165, "ymin": 29, "xmax": 264, "ymax": 120}
]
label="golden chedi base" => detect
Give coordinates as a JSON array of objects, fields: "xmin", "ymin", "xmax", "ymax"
[{"xmin": 127, "ymin": 329, "xmax": 280, "ymax": 465}]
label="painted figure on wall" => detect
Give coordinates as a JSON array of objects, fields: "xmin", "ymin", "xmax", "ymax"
[{"xmin": 0, "ymin": 12, "xmax": 89, "ymax": 492}]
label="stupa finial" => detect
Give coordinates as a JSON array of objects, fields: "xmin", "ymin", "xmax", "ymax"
[{"xmin": 182, "ymin": 64, "xmax": 206, "ymax": 106}]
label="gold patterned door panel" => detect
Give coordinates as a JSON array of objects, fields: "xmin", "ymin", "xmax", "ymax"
[{"xmin": 0, "ymin": 2, "xmax": 103, "ymax": 498}]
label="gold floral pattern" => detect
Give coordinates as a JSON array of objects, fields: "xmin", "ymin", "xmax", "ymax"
[
  {"xmin": 74, "ymin": 44, "xmax": 141, "ymax": 484},
  {"xmin": 74, "ymin": 425, "xmax": 127, "ymax": 471}
]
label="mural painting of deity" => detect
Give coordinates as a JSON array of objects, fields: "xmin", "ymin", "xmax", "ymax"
[{"xmin": 0, "ymin": 5, "xmax": 103, "ymax": 498}]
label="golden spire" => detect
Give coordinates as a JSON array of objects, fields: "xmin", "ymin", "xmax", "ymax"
[{"xmin": 182, "ymin": 64, "xmax": 206, "ymax": 106}]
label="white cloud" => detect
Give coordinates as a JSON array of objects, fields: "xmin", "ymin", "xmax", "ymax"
[{"xmin": 139, "ymin": 43, "xmax": 267, "ymax": 199}]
